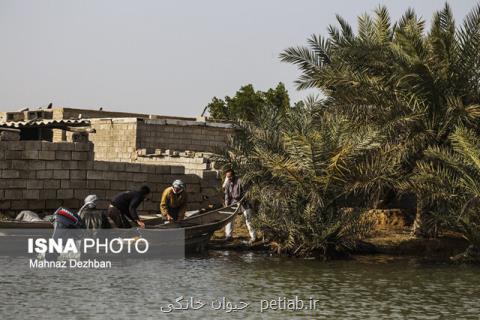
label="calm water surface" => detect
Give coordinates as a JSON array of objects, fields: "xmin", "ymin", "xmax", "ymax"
[{"xmin": 0, "ymin": 252, "xmax": 479, "ymax": 319}]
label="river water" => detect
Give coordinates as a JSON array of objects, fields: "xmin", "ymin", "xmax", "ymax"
[{"xmin": 0, "ymin": 252, "xmax": 479, "ymax": 319}]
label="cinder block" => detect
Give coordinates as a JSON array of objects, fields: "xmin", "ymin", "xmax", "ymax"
[
  {"xmin": 60, "ymin": 180, "xmax": 70, "ymax": 188},
  {"xmin": 61, "ymin": 161, "xmax": 78, "ymax": 170},
  {"xmin": 69, "ymin": 180, "xmax": 87, "ymax": 189},
  {"xmin": 45, "ymin": 161, "xmax": 63, "ymax": 170},
  {"xmin": 87, "ymin": 171, "xmax": 103, "ymax": 180},
  {"xmin": 38, "ymin": 150, "xmax": 55, "ymax": 160},
  {"xmin": 56, "ymin": 142, "xmax": 75, "ymax": 151},
  {"xmin": 24, "ymin": 141, "xmax": 42, "ymax": 151},
  {"xmin": 55, "ymin": 151, "xmax": 72, "ymax": 160},
  {"xmin": 22, "ymin": 150, "xmax": 39, "ymax": 160},
  {"xmin": 44, "ymin": 180, "xmax": 60, "ymax": 189},
  {"xmin": 155, "ymin": 166, "xmax": 171, "ymax": 174},
  {"xmin": 110, "ymin": 162, "xmax": 126, "ymax": 171},
  {"xmin": 11, "ymin": 160, "xmax": 27, "ymax": 170},
  {"xmin": 95, "ymin": 180, "xmax": 110, "ymax": 189},
  {"xmin": 11, "ymin": 200, "xmax": 28, "ymax": 210},
  {"xmin": 110, "ymin": 181, "xmax": 126, "ymax": 190},
  {"xmin": 74, "ymin": 142, "xmax": 92, "ymax": 151},
  {"xmin": 182, "ymin": 175, "xmax": 199, "ymax": 184},
  {"xmin": 3, "ymin": 179, "xmax": 27, "ymax": 188},
  {"xmin": 171, "ymin": 166, "xmax": 185, "ymax": 174},
  {"xmin": 45, "ymin": 199, "xmax": 63, "ymax": 209},
  {"xmin": 145, "ymin": 165, "xmax": 156, "ymax": 174},
  {"xmin": 36, "ymin": 170, "xmax": 53, "ymax": 179},
  {"xmin": 6, "ymin": 141, "xmax": 24, "ymax": 151},
  {"xmin": 5, "ymin": 189, "xmax": 23, "ymax": 199},
  {"xmin": 18, "ymin": 170, "xmax": 36, "ymax": 180},
  {"xmin": 27, "ymin": 180, "xmax": 44, "ymax": 189},
  {"xmin": 74, "ymin": 189, "xmax": 90, "ymax": 199},
  {"xmin": 102, "ymin": 171, "xmax": 118, "ymax": 181},
  {"xmin": 41, "ymin": 142, "xmax": 58, "ymax": 151},
  {"xmin": 28, "ymin": 200, "xmax": 46, "ymax": 210},
  {"xmin": 27, "ymin": 161, "xmax": 46, "ymax": 170},
  {"xmin": 53, "ymin": 170, "xmax": 69, "ymax": 179},
  {"xmin": 93, "ymin": 162, "xmax": 109, "ymax": 171},
  {"xmin": 40, "ymin": 189, "xmax": 57, "ymax": 199},
  {"xmin": 86, "ymin": 180, "xmax": 96, "ymax": 188},
  {"xmin": 70, "ymin": 170, "xmax": 86, "ymax": 180},
  {"xmin": 77, "ymin": 161, "xmax": 91, "ymax": 170},
  {"xmin": 2, "ymin": 170, "xmax": 20, "ymax": 179},
  {"xmin": 0, "ymin": 159, "xmax": 11, "ymax": 169},
  {"xmin": 72, "ymin": 152, "xmax": 88, "ymax": 161},
  {"xmin": 22, "ymin": 189, "xmax": 40, "ymax": 199},
  {"xmin": 125, "ymin": 163, "xmax": 142, "ymax": 173},
  {"xmin": 57, "ymin": 189, "xmax": 74, "ymax": 199},
  {"xmin": 132, "ymin": 173, "xmax": 148, "ymax": 182},
  {"xmin": 5, "ymin": 150, "xmax": 22, "ymax": 159}
]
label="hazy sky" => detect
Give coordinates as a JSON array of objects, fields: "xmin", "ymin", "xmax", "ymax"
[{"xmin": 0, "ymin": 0, "xmax": 478, "ymax": 117}]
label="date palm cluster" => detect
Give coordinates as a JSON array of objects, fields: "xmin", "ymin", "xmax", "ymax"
[{"xmin": 217, "ymin": 4, "xmax": 480, "ymax": 257}]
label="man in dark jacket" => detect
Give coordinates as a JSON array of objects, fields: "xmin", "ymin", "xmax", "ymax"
[{"xmin": 108, "ymin": 185, "xmax": 150, "ymax": 228}]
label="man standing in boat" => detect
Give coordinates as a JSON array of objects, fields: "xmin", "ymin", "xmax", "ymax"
[
  {"xmin": 160, "ymin": 179, "xmax": 188, "ymax": 223},
  {"xmin": 223, "ymin": 169, "xmax": 256, "ymax": 243},
  {"xmin": 108, "ymin": 185, "xmax": 150, "ymax": 228}
]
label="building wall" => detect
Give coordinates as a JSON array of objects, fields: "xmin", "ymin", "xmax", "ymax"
[
  {"xmin": 0, "ymin": 141, "xmax": 221, "ymax": 216},
  {"xmin": 89, "ymin": 119, "xmax": 138, "ymax": 162},
  {"xmin": 89, "ymin": 118, "xmax": 234, "ymax": 161},
  {"xmin": 136, "ymin": 119, "xmax": 233, "ymax": 154}
]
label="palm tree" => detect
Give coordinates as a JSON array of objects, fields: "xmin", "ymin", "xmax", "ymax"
[
  {"xmin": 215, "ymin": 101, "xmax": 402, "ymax": 257},
  {"xmin": 407, "ymin": 127, "xmax": 480, "ymax": 261},
  {"xmin": 280, "ymin": 3, "xmax": 480, "ymax": 237}
]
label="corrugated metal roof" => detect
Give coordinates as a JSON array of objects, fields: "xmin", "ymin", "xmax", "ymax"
[{"xmin": 0, "ymin": 119, "xmax": 90, "ymax": 128}]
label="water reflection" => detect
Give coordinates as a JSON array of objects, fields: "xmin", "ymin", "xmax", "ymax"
[{"xmin": 0, "ymin": 252, "xmax": 479, "ymax": 319}]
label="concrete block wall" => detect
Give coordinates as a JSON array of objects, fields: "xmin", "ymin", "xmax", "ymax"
[
  {"xmin": 0, "ymin": 141, "xmax": 220, "ymax": 216},
  {"xmin": 136, "ymin": 121, "xmax": 232, "ymax": 153},
  {"xmin": 89, "ymin": 119, "xmax": 138, "ymax": 162},
  {"xmin": 135, "ymin": 155, "xmax": 223, "ymax": 206}
]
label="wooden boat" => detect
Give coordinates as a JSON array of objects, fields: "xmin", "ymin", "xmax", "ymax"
[
  {"xmin": 0, "ymin": 220, "xmax": 52, "ymax": 229},
  {"xmin": 0, "ymin": 203, "xmax": 240, "ymax": 254},
  {"xmin": 142, "ymin": 203, "xmax": 241, "ymax": 253}
]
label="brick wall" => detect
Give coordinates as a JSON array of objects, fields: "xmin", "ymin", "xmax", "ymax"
[
  {"xmin": 89, "ymin": 118, "xmax": 234, "ymax": 161},
  {"xmin": 136, "ymin": 119, "xmax": 233, "ymax": 153},
  {"xmin": 0, "ymin": 141, "xmax": 221, "ymax": 216},
  {"xmin": 89, "ymin": 119, "xmax": 137, "ymax": 162}
]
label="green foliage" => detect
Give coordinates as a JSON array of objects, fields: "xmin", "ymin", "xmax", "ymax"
[
  {"xmin": 280, "ymin": 3, "xmax": 480, "ymax": 237},
  {"xmin": 206, "ymin": 83, "xmax": 290, "ymax": 122},
  {"xmin": 408, "ymin": 127, "xmax": 480, "ymax": 246},
  {"xmin": 215, "ymin": 102, "xmax": 405, "ymax": 257},
  {"xmin": 214, "ymin": 3, "xmax": 480, "ymax": 256}
]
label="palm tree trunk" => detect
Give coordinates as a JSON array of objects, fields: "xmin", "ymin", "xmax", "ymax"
[{"xmin": 412, "ymin": 198, "xmax": 437, "ymax": 238}]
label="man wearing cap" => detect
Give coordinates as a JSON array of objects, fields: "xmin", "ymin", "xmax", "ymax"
[
  {"xmin": 160, "ymin": 180, "xmax": 188, "ymax": 223},
  {"xmin": 108, "ymin": 185, "xmax": 150, "ymax": 228}
]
